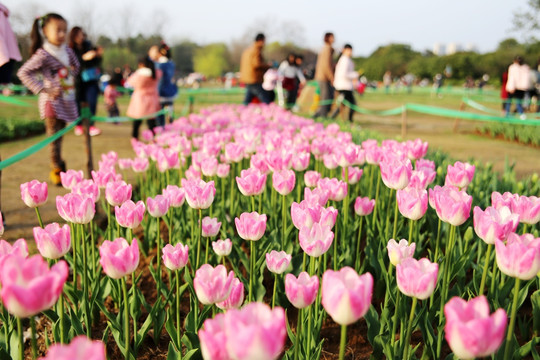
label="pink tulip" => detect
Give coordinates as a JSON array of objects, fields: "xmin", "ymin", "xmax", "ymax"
[
  {"xmin": 265, "ymin": 250, "xmax": 292, "ymax": 274},
  {"xmin": 216, "ymin": 164, "xmax": 231, "ymax": 178},
  {"xmin": 156, "ymin": 148, "xmax": 179, "ymax": 172},
  {"xmin": 303, "ymin": 187, "xmax": 329, "ymax": 207},
  {"xmin": 250, "ymin": 153, "xmax": 270, "ymax": 174},
  {"xmin": 292, "ymin": 152, "xmax": 310, "ymax": 172},
  {"xmin": 473, "ymin": 206, "xmax": 519, "ymax": 245},
  {"xmin": 236, "ymin": 168, "xmax": 267, "ymax": 196},
  {"xmin": 387, "ymin": 239, "xmax": 416, "ymax": 266},
  {"xmin": 285, "ymin": 271, "xmax": 319, "ymax": 309},
  {"xmin": 491, "ymin": 191, "xmax": 518, "ymax": 210},
  {"xmin": 33, "ymin": 223, "xmax": 71, "ymax": 260},
  {"xmin": 99, "ymin": 238, "xmax": 140, "ymax": 279},
  {"xmin": 142, "ymin": 129, "xmax": 154, "ymax": 142},
  {"xmin": 321, "ymin": 267, "xmax": 373, "ymax": 325},
  {"xmin": 115, "ymin": 200, "xmax": 145, "ymax": 229},
  {"xmin": 162, "ymin": 185, "xmax": 185, "ymax": 208},
  {"xmin": 162, "ymin": 243, "xmax": 189, "ymax": 271},
  {"xmin": 118, "ymin": 158, "xmax": 132, "ymax": 170},
  {"xmin": 56, "ymin": 193, "xmax": 95, "ymax": 224},
  {"xmin": 201, "ymin": 157, "xmax": 218, "ymax": 177},
  {"xmin": 199, "ymin": 313, "xmax": 229, "ymax": 360},
  {"xmin": 71, "ymin": 179, "xmax": 100, "ymax": 203},
  {"xmin": 146, "ymin": 195, "xmax": 170, "ymax": 218},
  {"xmin": 194, "ymin": 264, "xmax": 235, "ymax": 305},
  {"xmin": 266, "ymin": 151, "xmax": 292, "ymax": 172},
  {"xmin": 0, "ymin": 239, "xmax": 28, "ymax": 268},
  {"xmin": 304, "ymin": 171, "xmax": 321, "ymax": 188},
  {"xmin": 185, "ymin": 165, "xmax": 202, "ymax": 180},
  {"xmin": 335, "ymin": 144, "xmax": 360, "ymax": 167},
  {"xmin": 105, "ymin": 180, "xmax": 132, "ymax": 207},
  {"xmin": 224, "ymin": 142, "xmax": 245, "ymax": 163},
  {"xmin": 272, "ymin": 169, "xmax": 296, "ymax": 196},
  {"xmin": 216, "ymin": 277, "xmax": 244, "ymax": 310},
  {"xmin": 354, "ymin": 196, "xmax": 375, "ymax": 216},
  {"xmin": 60, "ymin": 169, "xmax": 84, "ymax": 190},
  {"xmin": 38, "ymin": 335, "xmax": 106, "ymax": 360},
  {"xmin": 365, "ymin": 145, "xmax": 383, "ymax": 165},
  {"xmin": 429, "ymin": 185, "xmax": 472, "ymax": 226},
  {"xmin": 181, "ymin": 178, "xmax": 216, "ymax": 209},
  {"xmin": 511, "ymin": 195, "xmax": 540, "ymax": 225},
  {"xmin": 20, "ymin": 180, "xmax": 48, "ymax": 208},
  {"xmin": 0, "ymin": 255, "xmax": 68, "ymax": 318},
  {"xmin": 212, "ymin": 238, "xmax": 232, "ymax": 256},
  {"xmin": 396, "ymin": 257, "xmax": 438, "ymax": 300},
  {"xmin": 131, "ymin": 157, "xmax": 149, "ymax": 173},
  {"xmin": 379, "ymin": 156, "xmax": 412, "ymax": 190},
  {"xmin": 444, "ymin": 296, "xmax": 507, "ymax": 360},
  {"xmin": 299, "ymin": 222, "xmax": 334, "ymax": 257},
  {"xmin": 397, "ymin": 186, "xmax": 428, "ymax": 220},
  {"xmin": 322, "ymin": 153, "xmax": 338, "ymax": 170},
  {"xmin": 495, "ymin": 233, "xmax": 540, "ymax": 280},
  {"xmin": 202, "ymin": 216, "xmax": 222, "ymax": 237},
  {"xmin": 409, "ymin": 169, "xmax": 436, "ymax": 190},
  {"xmin": 235, "ymin": 212, "xmax": 267, "ymax": 241},
  {"xmin": 317, "ymin": 177, "xmax": 347, "ymax": 202},
  {"xmin": 342, "ymin": 166, "xmax": 363, "ymax": 185},
  {"xmin": 445, "ymin": 161, "xmax": 475, "ymax": 189},
  {"xmin": 91, "ymin": 170, "xmax": 121, "ymax": 188}
]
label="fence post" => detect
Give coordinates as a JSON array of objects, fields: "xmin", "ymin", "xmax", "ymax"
[
  {"xmin": 453, "ymin": 101, "xmax": 466, "ymax": 133},
  {"xmin": 81, "ymin": 105, "xmax": 94, "ymax": 178},
  {"xmin": 401, "ymin": 106, "xmax": 408, "ymax": 138}
]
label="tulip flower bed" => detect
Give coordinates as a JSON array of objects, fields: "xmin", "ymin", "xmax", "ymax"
[{"xmin": 0, "ymin": 103, "xmax": 539, "ymax": 360}]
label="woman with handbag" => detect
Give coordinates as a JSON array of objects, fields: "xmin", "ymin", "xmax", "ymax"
[{"xmin": 69, "ymin": 26, "xmax": 102, "ymax": 136}]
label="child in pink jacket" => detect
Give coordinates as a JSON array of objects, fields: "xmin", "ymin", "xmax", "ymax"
[{"xmin": 126, "ymin": 56, "xmax": 160, "ymax": 139}]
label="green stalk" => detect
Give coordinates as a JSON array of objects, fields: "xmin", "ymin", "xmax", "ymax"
[
  {"xmin": 168, "ymin": 209, "xmax": 173, "ymax": 244},
  {"xmin": 258, "ymin": 193, "xmax": 262, "ymax": 214},
  {"xmin": 59, "ymin": 293, "xmax": 65, "ymax": 343},
  {"xmin": 294, "ymin": 309, "xmax": 303, "ymax": 360},
  {"xmin": 271, "ymin": 188, "xmax": 277, "ymax": 229},
  {"xmin": 71, "ymin": 223, "xmax": 78, "ymax": 287},
  {"xmin": 355, "ymin": 217, "xmax": 364, "ymax": 272},
  {"xmin": 220, "ymin": 178, "xmax": 225, "ymax": 230},
  {"xmin": 478, "ymin": 244, "xmax": 492, "ymax": 296},
  {"xmin": 16, "ymin": 317, "xmax": 22, "ymax": 360},
  {"xmin": 384, "ymin": 189, "xmax": 395, "ymax": 242},
  {"xmin": 251, "ymin": 195, "xmax": 256, "ymax": 214},
  {"xmin": 90, "ymin": 221, "xmax": 96, "ymax": 280},
  {"xmin": 196, "ymin": 209, "xmax": 202, "ymax": 269},
  {"xmin": 282, "ymin": 195, "xmax": 286, "ymax": 250},
  {"xmin": 429, "ymin": 218, "xmax": 442, "ymax": 308},
  {"xmin": 522, "ymin": 223, "xmax": 528, "ymax": 235},
  {"xmin": 34, "ymin": 207, "xmax": 44, "ymax": 228},
  {"xmin": 371, "ymin": 171, "xmax": 381, "ymax": 224},
  {"xmin": 175, "ymin": 270, "xmax": 183, "ymax": 358},
  {"xmin": 338, "ymin": 324, "xmax": 347, "ymax": 360},
  {"xmin": 402, "ymin": 297, "xmax": 418, "ymax": 360},
  {"xmin": 249, "ymin": 241, "xmax": 255, "ymax": 302},
  {"xmin": 30, "ymin": 316, "xmax": 37, "ymax": 359},
  {"xmin": 305, "ymin": 258, "xmax": 317, "ymax": 354},
  {"xmin": 122, "ymin": 277, "xmax": 130, "ymax": 360},
  {"xmin": 341, "ymin": 174, "xmax": 350, "ymax": 266},
  {"xmin": 437, "ymin": 225, "xmax": 456, "ymax": 358},
  {"xmin": 107, "ymin": 203, "xmax": 112, "ymax": 241},
  {"xmin": 80, "ymin": 224, "xmax": 90, "ymax": 336},
  {"xmin": 392, "ymin": 191, "xmax": 399, "ymax": 240},
  {"xmin": 3, "ymin": 306, "xmax": 9, "ymax": 353},
  {"xmin": 272, "ymin": 273, "xmax": 277, "ymax": 308},
  {"xmin": 390, "ymin": 291, "xmax": 402, "ymax": 350},
  {"xmin": 503, "ymin": 278, "xmax": 521, "ymax": 360},
  {"xmin": 205, "ymin": 237, "xmax": 210, "ymax": 265},
  {"xmin": 229, "ymin": 163, "xmax": 235, "ymax": 217},
  {"xmin": 408, "ymin": 219, "xmax": 414, "ymax": 245},
  {"xmin": 156, "ymin": 216, "xmax": 162, "ymax": 299}
]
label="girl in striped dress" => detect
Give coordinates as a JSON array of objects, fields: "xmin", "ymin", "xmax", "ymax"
[{"xmin": 17, "ymin": 13, "xmax": 79, "ymax": 185}]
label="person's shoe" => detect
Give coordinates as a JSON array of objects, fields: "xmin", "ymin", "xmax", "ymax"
[
  {"xmin": 89, "ymin": 126, "xmax": 102, "ymax": 136},
  {"xmin": 74, "ymin": 125, "xmax": 84, "ymax": 136},
  {"xmin": 49, "ymin": 167, "xmax": 62, "ymax": 186}
]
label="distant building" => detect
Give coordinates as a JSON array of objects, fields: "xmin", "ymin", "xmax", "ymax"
[
  {"xmin": 432, "ymin": 42, "xmax": 477, "ymax": 55},
  {"xmin": 446, "ymin": 42, "xmax": 462, "ymax": 55},
  {"xmin": 433, "ymin": 43, "xmax": 446, "ymax": 56}
]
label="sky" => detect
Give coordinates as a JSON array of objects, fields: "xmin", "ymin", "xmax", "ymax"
[{"xmin": 3, "ymin": 0, "xmax": 532, "ymax": 56}]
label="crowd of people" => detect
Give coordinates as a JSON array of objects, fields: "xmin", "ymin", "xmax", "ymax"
[{"xmin": 502, "ymin": 55, "xmax": 540, "ymax": 117}]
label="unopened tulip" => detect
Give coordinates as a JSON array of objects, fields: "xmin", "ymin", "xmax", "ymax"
[
  {"xmin": 285, "ymin": 271, "xmax": 319, "ymax": 309},
  {"xmin": 445, "ymin": 161, "xmax": 475, "ymax": 189},
  {"xmin": 429, "ymin": 185, "xmax": 472, "ymax": 226},
  {"xmin": 38, "ymin": 335, "xmax": 106, "ymax": 360},
  {"xmin": 292, "ymin": 152, "xmax": 310, "ymax": 172},
  {"xmin": 162, "ymin": 185, "xmax": 185, "ymax": 208},
  {"xmin": 409, "ymin": 169, "xmax": 436, "ymax": 190},
  {"xmin": 181, "ymin": 178, "xmax": 216, "ymax": 209},
  {"xmin": 60, "ymin": 169, "xmax": 84, "ymax": 190},
  {"xmin": 33, "ymin": 223, "xmax": 71, "ymax": 259},
  {"xmin": 299, "ymin": 222, "xmax": 334, "ymax": 257},
  {"xmin": 105, "ymin": 180, "xmax": 132, "ymax": 207},
  {"xmin": 265, "ymin": 250, "xmax": 292, "ymax": 274},
  {"xmin": 236, "ymin": 168, "xmax": 267, "ymax": 196},
  {"xmin": 99, "ymin": 237, "xmax": 140, "ymax": 279},
  {"xmin": 396, "ymin": 257, "xmax": 438, "ymax": 300},
  {"xmin": 303, "ymin": 187, "xmax": 329, "ymax": 207},
  {"xmin": 272, "ymin": 169, "xmax": 296, "ymax": 196},
  {"xmin": 115, "ymin": 200, "xmax": 145, "ymax": 229},
  {"xmin": 321, "ymin": 267, "xmax": 373, "ymax": 325},
  {"xmin": 444, "ymin": 295, "xmax": 507, "ymax": 360},
  {"xmin": 202, "ymin": 217, "xmax": 221, "ymax": 237},
  {"xmin": 146, "ymin": 195, "xmax": 170, "ymax": 218},
  {"xmin": 201, "ymin": 157, "xmax": 218, "ymax": 177},
  {"xmin": 162, "ymin": 243, "xmax": 189, "ymax": 271},
  {"xmin": 71, "ymin": 179, "xmax": 100, "ymax": 203},
  {"xmin": 491, "ymin": 191, "xmax": 518, "ymax": 210},
  {"xmin": 495, "ymin": 233, "xmax": 540, "ymax": 280},
  {"xmin": 91, "ymin": 170, "xmax": 121, "ymax": 188},
  {"xmin": 235, "ymin": 212, "xmax": 267, "ymax": 241},
  {"xmin": 216, "ymin": 164, "xmax": 231, "ymax": 178},
  {"xmin": 397, "ymin": 186, "xmax": 428, "ymax": 220},
  {"xmin": 354, "ymin": 196, "xmax": 375, "ymax": 216},
  {"xmin": 56, "ymin": 193, "xmax": 95, "ymax": 224},
  {"xmin": 405, "ymin": 139, "xmax": 429, "ymax": 160},
  {"xmin": 317, "ymin": 177, "xmax": 347, "ymax": 202},
  {"xmin": 194, "ymin": 264, "xmax": 234, "ymax": 305},
  {"xmin": 387, "ymin": 239, "xmax": 416, "ymax": 266},
  {"xmin": 20, "ymin": 180, "xmax": 48, "ymax": 208},
  {"xmin": 304, "ymin": 171, "xmax": 321, "ymax": 188},
  {"xmin": 212, "ymin": 238, "xmax": 232, "ymax": 256},
  {"xmin": 379, "ymin": 156, "xmax": 412, "ymax": 190},
  {"xmin": 216, "ymin": 277, "xmax": 244, "ymax": 310},
  {"xmin": 342, "ymin": 166, "xmax": 363, "ymax": 185},
  {"xmin": 511, "ymin": 195, "xmax": 540, "ymax": 225},
  {"xmin": 473, "ymin": 206, "xmax": 519, "ymax": 244}
]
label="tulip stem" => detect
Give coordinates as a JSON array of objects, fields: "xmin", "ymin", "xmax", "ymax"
[
  {"xmin": 338, "ymin": 324, "xmax": 347, "ymax": 360},
  {"xmin": 229, "ymin": 163, "xmax": 236, "ymax": 217},
  {"xmin": 259, "ymin": 193, "xmax": 262, "ymax": 214},
  {"xmin": 355, "ymin": 217, "xmax": 364, "ymax": 272},
  {"xmin": 271, "ymin": 188, "xmax": 277, "ymax": 230},
  {"xmin": 392, "ymin": 193, "xmax": 399, "ymax": 240},
  {"xmin": 204, "ymin": 237, "xmax": 210, "ymax": 265},
  {"xmin": 333, "ymin": 205, "xmax": 339, "ymax": 271},
  {"xmin": 341, "ymin": 179, "xmax": 350, "ymax": 266},
  {"xmin": 478, "ymin": 244, "xmax": 492, "ymax": 296},
  {"xmin": 3, "ymin": 307, "xmax": 10, "ymax": 353},
  {"xmin": 59, "ymin": 293, "xmax": 65, "ymax": 343},
  {"xmin": 272, "ymin": 273, "xmax": 277, "ymax": 308},
  {"xmin": 408, "ymin": 219, "xmax": 414, "ymax": 245},
  {"xmin": 429, "ymin": 218, "xmax": 442, "ymax": 309},
  {"xmin": 305, "ymin": 258, "xmax": 316, "ymax": 354},
  {"xmin": 16, "ymin": 317, "xmax": 22, "ymax": 360},
  {"xmin": 121, "ymin": 277, "xmax": 130, "ymax": 360},
  {"xmin": 294, "ymin": 309, "xmax": 302, "ymax": 360},
  {"xmin": 372, "ymin": 171, "xmax": 381, "ymax": 225},
  {"xmin": 390, "ymin": 290, "xmax": 402, "ymax": 350},
  {"xmin": 402, "ymin": 297, "xmax": 418, "ymax": 360},
  {"xmin": 504, "ymin": 278, "xmax": 521, "ymax": 360},
  {"xmin": 220, "ymin": 178, "xmax": 225, "ymax": 230},
  {"xmin": 71, "ymin": 223, "xmax": 78, "ymax": 287},
  {"xmin": 30, "ymin": 316, "xmax": 37, "ymax": 359},
  {"xmin": 156, "ymin": 217, "xmax": 162, "ymax": 299},
  {"xmin": 249, "ymin": 240, "xmax": 255, "ymax": 302},
  {"xmin": 384, "ymin": 189, "xmax": 394, "ymax": 242},
  {"xmin": 490, "ymin": 256, "xmax": 499, "ymax": 294},
  {"xmin": 522, "ymin": 223, "xmax": 528, "ymax": 235},
  {"xmin": 282, "ymin": 195, "xmax": 286, "ymax": 251},
  {"xmin": 80, "ymin": 224, "xmax": 91, "ymax": 337},
  {"xmin": 34, "ymin": 207, "xmax": 44, "ymax": 228},
  {"xmin": 437, "ymin": 225, "xmax": 456, "ymax": 358},
  {"xmin": 251, "ymin": 195, "xmax": 256, "ymax": 214},
  {"xmin": 90, "ymin": 221, "xmax": 96, "ymax": 281},
  {"xmin": 107, "ymin": 203, "xmax": 112, "ymax": 241},
  {"xmin": 175, "ymin": 269, "xmax": 183, "ymax": 358},
  {"xmin": 196, "ymin": 209, "xmax": 202, "ymax": 269}
]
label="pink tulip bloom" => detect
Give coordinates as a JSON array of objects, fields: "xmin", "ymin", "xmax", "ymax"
[
  {"xmin": 495, "ymin": 233, "xmax": 540, "ymax": 280},
  {"xmin": 202, "ymin": 216, "xmax": 222, "ymax": 237},
  {"xmin": 0, "ymin": 255, "xmax": 68, "ymax": 318},
  {"xmin": 473, "ymin": 206, "xmax": 519, "ymax": 245},
  {"xmin": 416, "ymin": 158, "xmax": 435, "ymax": 171},
  {"xmin": 162, "ymin": 185, "xmax": 185, "ymax": 208},
  {"xmin": 99, "ymin": 237, "xmax": 139, "ymax": 279},
  {"xmin": 354, "ymin": 196, "xmax": 375, "ymax": 216},
  {"xmin": 131, "ymin": 157, "xmax": 150, "ymax": 173},
  {"xmin": 397, "ymin": 186, "xmax": 428, "ymax": 220},
  {"xmin": 212, "ymin": 238, "xmax": 232, "ymax": 257},
  {"xmin": 511, "ymin": 195, "xmax": 540, "ymax": 225},
  {"xmin": 491, "ymin": 191, "xmax": 518, "ymax": 210},
  {"xmin": 396, "ymin": 257, "xmax": 438, "ymax": 300},
  {"xmin": 224, "ymin": 142, "xmax": 245, "ymax": 163},
  {"xmin": 322, "ymin": 153, "xmax": 339, "ymax": 170},
  {"xmin": 285, "ymin": 271, "xmax": 319, "ymax": 309},
  {"xmin": 445, "ymin": 161, "xmax": 475, "ymax": 189},
  {"xmin": 251, "ymin": 153, "xmax": 270, "ymax": 174},
  {"xmin": 0, "ymin": 239, "xmax": 28, "ymax": 268},
  {"xmin": 429, "ymin": 185, "xmax": 472, "ymax": 226},
  {"xmin": 71, "ymin": 179, "xmax": 100, "ymax": 203},
  {"xmin": 39, "ymin": 335, "xmax": 106, "ymax": 360},
  {"xmin": 303, "ymin": 187, "xmax": 329, "ymax": 207},
  {"xmin": 216, "ymin": 277, "xmax": 244, "ymax": 310},
  {"xmin": 141, "ymin": 129, "xmax": 154, "ymax": 142},
  {"xmin": 156, "ymin": 148, "xmax": 179, "ymax": 172},
  {"xmin": 105, "ymin": 180, "xmax": 132, "ymax": 207},
  {"xmin": 146, "ymin": 195, "xmax": 170, "ymax": 218},
  {"xmin": 60, "ymin": 169, "xmax": 84, "ymax": 190},
  {"xmin": 91, "ymin": 170, "xmax": 121, "ymax": 188},
  {"xmin": 201, "ymin": 157, "xmax": 219, "ymax": 177},
  {"xmin": 115, "ymin": 200, "xmax": 145, "ymax": 229},
  {"xmin": 387, "ymin": 239, "xmax": 416, "ymax": 266},
  {"xmin": 444, "ymin": 296, "xmax": 507, "ymax": 360},
  {"xmin": 162, "ymin": 243, "xmax": 189, "ymax": 271},
  {"xmin": 266, "ymin": 151, "xmax": 292, "ymax": 172},
  {"xmin": 365, "ymin": 145, "xmax": 383, "ymax": 165},
  {"xmin": 379, "ymin": 156, "xmax": 412, "ymax": 190},
  {"xmin": 342, "ymin": 166, "xmax": 363, "ymax": 185},
  {"xmin": 321, "ymin": 267, "xmax": 373, "ymax": 325},
  {"xmin": 216, "ymin": 164, "xmax": 231, "ymax": 178},
  {"xmin": 292, "ymin": 152, "xmax": 310, "ymax": 172},
  {"xmin": 405, "ymin": 138, "xmax": 428, "ymax": 160},
  {"xmin": 299, "ymin": 222, "xmax": 334, "ymax": 257},
  {"xmin": 291, "ymin": 201, "xmax": 319, "ymax": 229},
  {"xmin": 265, "ymin": 250, "xmax": 292, "ymax": 274},
  {"xmin": 317, "ymin": 177, "xmax": 347, "ymax": 202},
  {"xmin": 118, "ymin": 158, "xmax": 132, "ymax": 170},
  {"xmin": 236, "ymin": 168, "xmax": 267, "ymax": 196},
  {"xmin": 409, "ymin": 169, "xmax": 436, "ymax": 190},
  {"xmin": 181, "ymin": 179, "xmax": 216, "ymax": 210},
  {"xmin": 194, "ymin": 264, "xmax": 235, "ymax": 305},
  {"xmin": 272, "ymin": 169, "xmax": 296, "ymax": 196},
  {"xmin": 199, "ymin": 313, "xmax": 229, "ymax": 360},
  {"xmin": 56, "ymin": 193, "xmax": 95, "ymax": 224},
  {"xmin": 235, "ymin": 212, "xmax": 267, "ymax": 241},
  {"xmin": 20, "ymin": 180, "xmax": 48, "ymax": 208},
  {"xmin": 304, "ymin": 171, "xmax": 321, "ymax": 188},
  {"xmin": 33, "ymin": 223, "xmax": 71, "ymax": 260},
  {"xmin": 335, "ymin": 144, "xmax": 360, "ymax": 168}
]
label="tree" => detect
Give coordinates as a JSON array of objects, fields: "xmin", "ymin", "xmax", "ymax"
[
  {"xmin": 193, "ymin": 43, "xmax": 231, "ymax": 78},
  {"xmin": 171, "ymin": 41, "xmax": 199, "ymax": 75},
  {"xmin": 513, "ymin": 0, "xmax": 540, "ymax": 40}
]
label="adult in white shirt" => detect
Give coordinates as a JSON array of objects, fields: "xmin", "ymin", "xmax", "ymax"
[
  {"xmin": 505, "ymin": 55, "xmax": 530, "ymax": 116},
  {"xmin": 330, "ymin": 44, "xmax": 359, "ymax": 122},
  {"xmin": 278, "ymin": 53, "xmax": 306, "ymax": 108}
]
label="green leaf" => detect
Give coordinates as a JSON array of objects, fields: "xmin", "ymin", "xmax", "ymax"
[{"xmin": 166, "ymin": 342, "xmax": 181, "ymax": 360}]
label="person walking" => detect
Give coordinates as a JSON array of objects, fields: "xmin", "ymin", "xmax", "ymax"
[
  {"xmin": 505, "ymin": 55, "xmax": 530, "ymax": 117},
  {"xmin": 313, "ymin": 32, "xmax": 335, "ymax": 118},
  {"xmin": 240, "ymin": 33, "xmax": 270, "ymax": 105},
  {"xmin": 278, "ymin": 53, "xmax": 306, "ymax": 109},
  {"xmin": 149, "ymin": 42, "xmax": 178, "ymax": 126},
  {"xmin": 330, "ymin": 44, "xmax": 359, "ymax": 122}
]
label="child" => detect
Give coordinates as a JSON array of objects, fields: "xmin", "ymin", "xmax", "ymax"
[
  {"xmin": 126, "ymin": 56, "xmax": 160, "ymax": 140},
  {"xmin": 17, "ymin": 13, "xmax": 79, "ymax": 185},
  {"xmin": 104, "ymin": 74, "xmax": 121, "ymax": 120}
]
